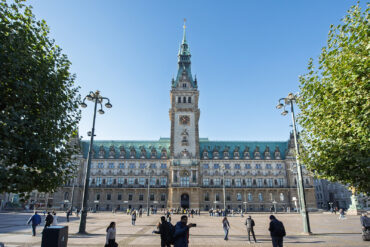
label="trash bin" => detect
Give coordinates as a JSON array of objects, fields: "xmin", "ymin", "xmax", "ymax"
[{"xmin": 41, "ymin": 226, "xmax": 68, "ymax": 247}]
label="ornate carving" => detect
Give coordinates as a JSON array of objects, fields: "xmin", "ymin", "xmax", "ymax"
[
  {"xmin": 202, "ymin": 149, "xmax": 209, "ymax": 159},
  {"xmin": 161, "ymin": 148, "xmax": 167, "ymax": 159},
  {"xmin": 223, "ymin": 146, "xmax": 230, "ymax": 159},
  {"xmin": 140, "ymin": 146, "xmax": 146, "ymax": 159},
  {"xmin": 254, "ymin": 146, "xmax": 261, "ymax": 159},
  {"xmin": 151, "ymin": 147, "xmax": 157, "ymax": 159},
  {"xmin": 181, "ymin": 129, "xmax": 189, "ymax": 146},
  {"xmin": 181, "ymin": 149, "xmax": 190, "ymax": 158},
  {"xmin": 119, "ymin": 145, "xmax": 126, "ymax": 158},
  {"xmin": 243, "ymin": 146, "xmax": 250, "ymax": 159},
  {"xmin": 213, "ymin": 146, "xmax": 219, "ymax": 159},
  {"xmin": 129, "ymin": 146, "xmax": 136, "ymax": 159},
  {"xmin": 274, "ymin": 146, "xmax": 281, "ymax": 159},
  {"xmin": 109, "ymin": 145, "xmax": 115, "ymax": 158},
  {"xmin": 233, "ymin": 146, "xmax": 240, "ymax": 159},
  {"xmin": 98, "ymin": 145, "xmax": 105, "ymax": 158},
  {"xmin": 264, "ymin": 146, "xmax": 271, "ymax": 160}
]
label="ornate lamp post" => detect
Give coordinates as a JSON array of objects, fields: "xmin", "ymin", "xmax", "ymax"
[
  {"xmin": 276, "ymin": 93, "xmax": 311, "ymax": 234},
  {"xmin": 78, "ymin": 90, "xmax": 112, "ymax": 234}
]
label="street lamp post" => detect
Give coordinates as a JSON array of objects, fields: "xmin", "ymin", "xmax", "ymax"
[
  {"xmin": 272, "ymin": 200, "xmax": 277, "ymax": 214},
  {"xmin": 78, "ymin": 90, "xmax": 112, "ymax": 234},
  {"xmin": 220, "ymin": 164, "xmax": 226, "ymax": 211},
  {"xmin": 146, "ymin": 166, "xmax": 150, "ymax": 216},
  {"xmin": 276, "ymin": 93, "xmax": 311, "ymax": 234},
  {"xmin": 243, "ymin": 201, "xmax": 248, "ymax": 214}
]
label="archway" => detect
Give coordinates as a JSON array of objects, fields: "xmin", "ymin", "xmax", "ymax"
[{"xmin": 180, "ymin": 194, "xmax": 190, "ymax": 209}]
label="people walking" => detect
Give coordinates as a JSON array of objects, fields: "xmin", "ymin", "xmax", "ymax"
[
  {"xmin": 44, "ymin": 212, "xmax": 53, "ymax": 229},
  {"xmin": 174, "ymin": 215, "xmax": 196, "ymax": 247},
  {"xmin": 268, "ymin": 215, "xmax": 286, "ymax": 247},
  {"xmin": 66, "ymin": 209, "xmax": 71, "ymax": 222},
  {"xmin": 222, "ymin": 217, "xmax": 230, "ymax": 240},
  {"xmin": 338, "ymin": 209, "xmax": 346, "ymax": 220},
  {"xmin": 106, "ymin": 222, "xmax": 118, "ymax": 247},
  {"xmin": 153, "ymin": 216, "xmax": 173, "ymax": 247},
  {"xmin": 51, "ymin": 211, "xmax": 58, "ymax": 225},
  {"xmin": 27, "ymin": 211, "xmax": 41, "ymax": 236},
  {"xmin": 245, "ymin": 215, "xmax": 257, "ymax": 243},
  {"xmin": 131, "ymin": 211, "xmax": 137, "ymax": 225}
]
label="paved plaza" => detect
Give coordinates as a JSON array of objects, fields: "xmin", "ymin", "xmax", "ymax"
[{"xmin": 0, "ymin": 212, "xmax": 368, "ymax": 247}]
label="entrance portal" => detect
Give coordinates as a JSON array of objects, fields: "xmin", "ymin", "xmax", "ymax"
[{"xmin": 180, "ymin": 194, "xmax": 190, "ymax": 209}]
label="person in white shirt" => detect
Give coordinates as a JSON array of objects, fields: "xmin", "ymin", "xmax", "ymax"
[
  {"xmin": 51, "ymin": 211, "xmax": 58, "ymax": 226},
  {"xmin": 106, "ymin": 222, "xmax": 117, "ymax": 247}
]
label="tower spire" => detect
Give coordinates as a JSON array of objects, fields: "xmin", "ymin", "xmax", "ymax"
[{"xmin": 182, "ymin": 18, "xmax": 187, "ymax": 44}]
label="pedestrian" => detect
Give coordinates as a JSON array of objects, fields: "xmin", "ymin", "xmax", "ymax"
[
  {"xmin": 52, "ymin": 211, "xmax": 58, "ymax": 225},
  {"xmin": 27, "ymin": 211, "xmax": 41, "ymax": 236},
  {"xmin": 139, "ymin": 208, "xmax": 142, "ymax": 218},
  {"xmin": 153, "ymin": 216, "xmax": 173, "ymax": 247},
  {"xmin": 222, "ymin": 217, "xmax": 230, "ymax": 240},
  {"xmin": 44, "ymin": 212, "xmax": 53, "ymax": 229},
  {"xmin": 66, "ymin": 209, "xmax": 70, "ymax": 222},
  {"xmin": 173, "ymin": 215, "xmax": 196, "ymax": 247},
  {"xmin": 132, "ymin": 211, "xmax": 137, "ymax": 225},
  {"xmin": 105, "ymin": 222, "xmax": 118, "ymax": 247},
  {"xmin": 245, "ymin": 215, "xmax": 257, "ymax": 243},
  {"xmin": 76, "ymin": 208, "xmax": 80, "ymax": 217},
  {"xmin": 338, "ymin": 209, "xmax": 346, "ymax": 220},
  {"xmin": 268, "ymin": 215, "xmax": 286, "ymax": 247},
  {"xmin": 360, "ymin": 213, "xmax": 370, "ymax": 231}
]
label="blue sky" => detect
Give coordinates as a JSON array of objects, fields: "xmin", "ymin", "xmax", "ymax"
[{"xmin": 28, "ymin": 0, "xmax": 362, "ymax": 141}]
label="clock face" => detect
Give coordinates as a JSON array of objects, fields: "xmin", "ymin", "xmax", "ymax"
[{"xmin": 179, "ymin": 115, "xmax": 190, "ymax": 125}]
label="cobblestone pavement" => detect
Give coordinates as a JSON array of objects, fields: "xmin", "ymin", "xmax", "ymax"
[{"xmin": 0, "ymin": 212, "xmax": 368, "ymax": 247}]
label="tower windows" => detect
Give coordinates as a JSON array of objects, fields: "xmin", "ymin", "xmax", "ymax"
[
  {"xmin": 182, "ymin": 83, "xmax": 187, "ymax": 88},
  {"xmin": 183, "ymin": 96, "xmax": 186, "ymax": 103},
  {"xmin": 188, "ymin": 97, "xmax": 191, "ymax": 103},
  {"xmin": 178, "ymin": 97, "xmax": 181, "ymax": 103}
]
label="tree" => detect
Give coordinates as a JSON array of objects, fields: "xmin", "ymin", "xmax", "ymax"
[
  {"xmin": 298, "ymin": 3, "xmax": 369, "ymax": 193},
  {"xmin": 0, "ymin": 0, "xmax": 81, "ymax": 195}
]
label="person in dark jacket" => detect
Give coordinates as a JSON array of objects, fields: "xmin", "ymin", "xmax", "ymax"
[
  {"xmin": 153, "ymin": 216, "xmax": 172, "ymax": 247},
  {"xmin": 173, "ymin": 215, "xmax": 196, "ymax": 247},
  {"xmin": 27, "ymin": 212, "xmax": 42, "ymax": 236},
  {"xmin": 44, "ymin": 212, "xmax": 53, "ymax": 229},
  {"xmin": 131, "ymin": 211, "xmax": 137, "ymax": 225},
  {"xmin": 268, "ymin": 215, "xmax": 286, "ymax": 247},
  {"xmin": 245, "ymin": 215, "xmax": 257, "ymax": 243}
]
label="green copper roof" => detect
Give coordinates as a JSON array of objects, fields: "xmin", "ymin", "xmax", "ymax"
[
  {"xmin": 81, "ymin": 139, "xmax": 170, "ymax": 159},
  {"xmin": 199, "ymin": 140, "xmax": 288, "ymax": 160}
]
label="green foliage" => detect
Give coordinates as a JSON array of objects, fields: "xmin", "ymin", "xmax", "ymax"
[
  {"xmin": 298, "ymin": 3, "xmax": 370, "ymax": 193},
  {"xmin": 0, "ymin": 0, "xmax": 81, "ymax": 194}
]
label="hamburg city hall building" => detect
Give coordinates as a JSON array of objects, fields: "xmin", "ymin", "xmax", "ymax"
[{"xmin": 51, "ymin": 25, "xmax": 316, "ymax": 212}]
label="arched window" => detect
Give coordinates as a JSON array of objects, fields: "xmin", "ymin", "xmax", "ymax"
[
  {"xmin": 258, "ymin": 193, "xmax": 263, "ymax": 202},
  {"xmin": 64, "ymin": 192, "xmax": 69, "ymax": 200},
  {"xmin": 188, "ymin": 97, "xmax": 191, "ymax": 103},
  {"xmin": 183, "ymin": 96, "xmax": 186, "ymax": 103},
  {"xmin": 178, "ymin": 97, "xmax": 181, "ymax": 103},
  {"xmin": 248, "ymin": 193, "xmax": 253, "ymax": 201}
]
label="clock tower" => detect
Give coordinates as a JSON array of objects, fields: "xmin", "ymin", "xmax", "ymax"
[{"xmin": 169, "ymin": 21, "xmax": 200, "ymax": 162}]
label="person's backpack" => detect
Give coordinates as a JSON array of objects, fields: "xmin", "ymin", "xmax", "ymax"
[{"xmin": 167, "ymin": 222, "xmax": 176, "ymax": 244}]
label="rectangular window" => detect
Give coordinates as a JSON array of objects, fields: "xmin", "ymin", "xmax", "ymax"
[
  {"xmin": 225, "ymin": 178, "xmax": 231, "ymax": 187},
  {"xmin": 150, "ymin": 177, "xmax": 156, "ymax": 186},
  {"xmin": 236, "ymin": 193, "xmax": 242, "ymax": 201},
  {"xmin": 139, "ymin": 177, "xmax": 145, "ymax": 185},
  {"xmin": 118, "ymin": 177, "xmax": 124, "ymax": 184},
  {"xmin": 234, "ymin": 164, "xmax": 241, "ymax": 169},
  {"xmin": 119, "ymin": 163, "xmax": 125, "ymax": 169},
  {"xmin": 226, "ymin": 193, "xmax": 231, "ymax": 201},
  {"xmin": 128, "ymin": 178, "xmax": 134, "ymax": 185},
  {"xmin": 213, "ymin": 164, "xmax": 219, "ymax": 169},
  {"xmin": 266, "ymin": 164, "xmax": 272, "ymax": 169},
  {"xmin": 268, "ymin": 178, "xmax": 273, "ymax": 187},
  {"xmin": 203, "ymin": 178, "xmax": 209, "ymax": 186},
  {"xmin": 248, "ymin": 193, "xmax": 253, "ymax": 201},
  {"xmin": 139, "ymin": 163, "xmax": 146, "ymax": 169},
  {"xmin": 160, "ymin": 177, "xmax": 167, "ymax": 186},
  {"xmin": 108, "ymin": 163, "xmax": 114, "ymax": 169},
  {"xmin": 257, "ymin": 178, "xmax": 263, "ymax": 187},
  {"xmin": 129, "ymin": 163, "xmax": 135, "ymax": 169},
  {"xmin": 278, "ymin": 178, "xmax": 284, "ymax": 187},
  {"xmin": 215, "ymin": 193, "xmax": 220, "ymax": 201},
  {"xmin": 107, "ymin": 194, "xmax": 111, "ymax": 200},
  {"xmin": 128, "ymin": 194, "xmax": 133, "ymax": 201},
  {"xmin": 245, "ymin": 164, "xmax": 251, "ymax": 169},
  {"xmin": 161, "ymin": 163, "xmax": 167, "ymax": 169},
  {"xmin": 139, "ymin": 194, "xmax": 144, "ymax": 201},
  {"xmin": 161, "ymin": 193, "xmax": 166, "ymax": 201},
  {"xmin": 204, "ymin": 193, "xmax": 209, "ymax": 201},
  {"xmin": 246, "ymin": 178, "xmax": 252, "ymax": 187},
  {"xmin": 225, "ymin": 164, "xmax": 230, "ymax": 169},
  {"xmin": 150, "ymin": 163, "xmax": 156, "ymax": 169},
  {"xmin": 98, "ymin": 163, "xmax": 104, "ymax": 169},
  {"xmin": 203, "ymin": 164, "xmax": 209, "ymax": 169},
  {"xmin": 96, "ymin": 177, "xmax": 102, "ymax": 185},
  {"xmin": 235, "ymin": 178, "xmax": 241, "ymax": 187},
  {"xmin": 214, "ymin": 178, "xmax": 221, "ymax": 186},
  {"xmin": 276, "ymin": 164, "xmax": 282, "ymax": 169},
  {"xmin": 180, "ymin": 176, "xmax": 190, "ymax": 187},
  {"xmin": 255, "ymin": 164, "xmax": 262, "ymax": 169},
  {"xmin": 107, "ymin": 177, "xmax": 113, "ymax": 185},
  {"xmin": 150, "ymin": 193, "xmax": 155, "ymax": 201},
  {"xmin": 117, "ymin": 194, "xmax": 122, "ymax": 200}
]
